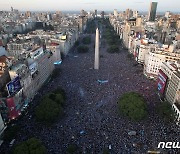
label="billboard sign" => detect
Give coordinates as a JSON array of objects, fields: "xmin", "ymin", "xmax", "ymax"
[
  {"xmin": 157, "ymin": 69, "xmax": 168, "ymax": 95},
  {"xmin": 6, "ymin": 97, "xmax": 20, "ymax": 120},
  {"xmin": 29, "ymin": 62, "xmax": 38, "ymax": 75},
  {"xmin": 6, "ymin": 76, "xmax": 22, "ymax": 96}
]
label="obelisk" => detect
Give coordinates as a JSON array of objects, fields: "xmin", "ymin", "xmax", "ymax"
[{"xmin": 94, "ymin": 28, "xmax": 99, "ymax": 69}]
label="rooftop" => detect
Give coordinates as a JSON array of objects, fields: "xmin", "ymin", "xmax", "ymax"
[{"xmin": 0, "ymin": 55, "xmax": 8, "ymax": 63}]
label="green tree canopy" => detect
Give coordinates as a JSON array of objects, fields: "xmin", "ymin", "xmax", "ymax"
[
  {"xmin": 52, "ymin": 87, "xmax": 66, "ymax": 100},
  {"xmin": 74, "ymin": 40, "xmax": 80, "ymax": 47},
  {"xmin": 66, "ymin": 144, "xmax": 79, "ymax": 154},
  {"xmin": 107, "ymin": 45, "xmax": 119, "ymax": 53},
  {"xmin": 82, "ymin": 36, "xmax": 91, "ymax": 45},
  {"xmin": 13, "ymin": 137, "xmax": 47, "ymax": 154},
  {"xmin": 85, "ymin": 19, "xmax": 96, "ymax": 34},
  {"xmin": 35, "ymin": 98, "xmax": 63, "ymax": 124},
  {"xmin": 48, "ymin": 93, "xmax": 65, "ymax": 107},
  {"xmin": 77, "ymin": 45, "xmax": 89, "ymax": 53},
  {"xmin": 51, "ymin": 68, "xmax": 61, "ymax": 79},
  {"xmin": 118, "ymin": 92, "xmax": 148, "ymax": 121},
  {"xmin": 3, "ymin": 125, "xmax": 20, "ymax": 142},
  {"xmin": 157, "ymin": 101, "xmax": 175, "ymax": 123}
]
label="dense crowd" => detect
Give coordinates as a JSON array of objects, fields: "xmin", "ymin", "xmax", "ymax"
[{"xmin": 1, "ymin": 34, "xmax": 180, "ymax": 154}]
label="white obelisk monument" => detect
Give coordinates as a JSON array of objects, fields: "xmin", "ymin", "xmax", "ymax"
[{"xmin": 94, "ymin": 28, "xmax": 100, "ymax": 69}]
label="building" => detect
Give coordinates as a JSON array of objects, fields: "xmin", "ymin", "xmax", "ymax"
[
  {"xmin": 0, "ymin": 111, "xmax": 6, "ymax": 146},
  {"xmin": 144, "ymin": 47, "xmax": 180, "ymax": 79},
  {"xmin": 27, "ymin": 46, "xmax": 55, "ymax": 98},
  {"xmin": 163, "ymin": 62, "xmax": 180, "ymax": 104},
  {"xmin": 47, "ymin": 13, "xmax": 52, "ymax": 20},
  {"xmin": 94, "ymin": 10, "xmax": 97, "ymax": 18},
  {"xmin": 46, "ymin": 42, "xmax": 62, "ymax": 64},
  {"xmin": 148, "ymin": 2, "xmax": 158, "ymax": 21},
  {"xmin": 25, "ymin": 11, "xmax": 32, "ymax": 18},
  {"xmin": 125, "ymin": 9, "xmax": 133, "ymax": 20},
  {"xmin": 8, "ymin": 63, "xmax": 32, "ymax": 103},
  {"xmin": 79, "ymin": 16, "xmax": 86, "ymax": 33},
  {"xmin": 114, "ymin": 9, "xmax": 118, "ymax": 17},
  {"xmin": 101, "ymin": 11, "xmax": 105, "ymax": 19},
  {"xmin": 0, "ymin": 56, "xmax": 11, "ymax": 95},
  {"xmin": 158, "ymin": 61, "xmax": 180, "ymax": 125},
  {"xmin": 133, "ymin": 11, "xmax": 138, "ymax": 18}
]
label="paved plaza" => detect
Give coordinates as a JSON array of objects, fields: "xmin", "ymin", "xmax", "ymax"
[{"xmin": 1, "ymin": 34, "xmax": 180, "ymax": 154}]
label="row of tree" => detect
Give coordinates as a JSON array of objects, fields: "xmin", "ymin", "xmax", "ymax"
[
  {"xmin": 75, "ymin": 36, "xmax": 91, "ymax": 53},
  {"xmin": 35, "ymin": 87, "xmax": 66, "ymax": 125},
  {"xmin": 13, "ymin": 140, "xmax": 110, "ymax": 154},
  {"xmin": 8, "ymin": 87, "xmax": 66, "ymax": 153},
  {"xmin": 118, "ymin": 92, "xmax": 175, "ymax": 122},
  {"xmin": 13, "ymin": 138, "xmax": 47, "ymax": 154},
  {"xmin": 85, "ymin": 19, "xmax": 96, "ymax": 34},
  {"xmin": 102, "ymin": 19, "xmax": 121, "ymax": 53}
]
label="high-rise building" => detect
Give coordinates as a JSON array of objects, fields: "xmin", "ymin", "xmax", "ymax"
[
  {"xmin": 47, "ymin": 13, "xmax": 52, "ymax": 20},
  {"xmin": 133, "ymin": 11, "xmax": 138, "ymax": 18},
  {"xmin": 148, "ymin": 2, "xmax": 158, "ymax": 21},
  {"xmin": 81, "ymin": 9, "xmax": 87, "ymax": 16},
  {"xmin": 114, "ymin": 9, "xmax": 118, "ymax": 17},
  {"xmin": 25, "ymin": 11, "xmax": 32, "ymax": 18},
  {"xmin": 79, "ymin": 16, "xmax": 85, "ymax": 33},
  {"xmin": 101, "ymin": 11, "xmax": 105, "ymax": 19},
  {"xmin": 11, "ymin": 7, "xmax": 13, "ymax": 12},
  {"xmin": 125, "ymin": 9, "xmax": 133, "ymax": 19},
  {"xmin": 94, "ymin": 9, "xmax": 97, "ymax": 18},
  {"xmin": 165, "ymin": 11, "xmax": 171, "ymax": 18}
]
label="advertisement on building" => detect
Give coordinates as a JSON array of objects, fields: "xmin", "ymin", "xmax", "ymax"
[
  {"xmin": 6, "ymin": 97, "xmax": 20, "ymax": 120},
  {"xmin": 29, "ymin": 62, "xmax": 38, "ymax": 75},
  {"xmin": 157, "ymin": 69, "xmax": 168, "ymax": 95},
  {"xmin": 134, "ymin": 45, "xmax": 140, "ymax": 60},
  {"xmin": 6, "ymin": 76, "xmax": 22, "ymax": 96}
]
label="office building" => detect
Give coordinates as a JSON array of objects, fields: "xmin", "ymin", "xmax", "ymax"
[
  {"xmin": 148, "ymin": 2, "xmax": 158, "ymax": 21},
  {"xmin": 114, "ymin": 9, "xmax": 118, "ymax": 17}
]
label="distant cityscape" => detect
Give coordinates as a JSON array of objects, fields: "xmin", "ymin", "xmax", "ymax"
[{"xmin": 0, "ymin": 1, "xmax": 180, "ymax": 154}]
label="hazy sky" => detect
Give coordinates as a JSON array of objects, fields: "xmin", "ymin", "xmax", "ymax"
[{"xmin": 0, "ymin": 0, "xmax": 179, "ymax": 12}]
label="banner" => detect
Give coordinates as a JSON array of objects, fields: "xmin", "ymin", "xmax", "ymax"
[
  {"xmin": 29, "ymin": 62, "xmax": 38, "ymax": 75},
  {"xmin": 157, "ymin": 69, "xmax": 168, "ymax": 95},
  {"xmin": 6, "ymin": 76, "xmax": 22, "ymax": 96}
]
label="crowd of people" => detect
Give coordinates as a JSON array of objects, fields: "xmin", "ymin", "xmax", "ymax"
[{"xmin": 1, "ymin": 33, "xmax": 180, "ymax": 154}]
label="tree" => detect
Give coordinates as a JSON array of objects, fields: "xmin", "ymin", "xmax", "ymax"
[
  {"xmin": 103, "ymin": 148, "xmax": 110, "ymax": 154},
  {"xmin": 35, "ymin": 98, "xmax": 63, "ymax": 124},
  {"xmin": 157, "ymin": 101, "xmax": 175, "ymax": 123},
  {"xmin": 118, "ymin": 92, "xmax": 148, "ymax": 121},
  {"xmin": 107, "ymin": 45, "xmax": 119, "ymax": 53},
  {"xmin": 3, "ymin": 125, "xmax": 20, "ymax": 142},
  {"xmin": 13, "ymin": 137, "xmax": 47, "ymax": 154},
  {"xmin": 74, "ymin": 40, "xmax": 80, "ymax": 47},
  {"xmin": 77, "ymin": 45, "xmax": 89, "ymax": 53},
  {"xmin": 127, "ymin": 53, "xmax": 134, "ymax": 60},
  {"xmin": 82, "ymin": 36, "xmax": 91, "ymax": 45},
  {"xmin": 51, "ymin": 68, "xmax": 61, "ymax": 79},
  {"xmin": 67, "ymin": 144, "xmax": 78, "ymax": 154},
  {"xmin": 48, "ymin": 93, "xmax": 65, "ymax": 107},
  {"xmin": 52, "ymin": 87, "xmax": 66, "ymax": 100},
  {"xmin": 85, "ymin": 19, "xmax": 96, "ymax": 34}
]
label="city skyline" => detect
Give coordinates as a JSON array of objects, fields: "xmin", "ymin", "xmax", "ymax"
[{"xmin": 0, "ymin": 0, "xmax": 180, "ymax": 12}]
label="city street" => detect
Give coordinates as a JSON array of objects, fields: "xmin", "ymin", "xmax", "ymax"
[{"xmin": 2, "ymin": 33, "xmax": 180, "ymax": 154}]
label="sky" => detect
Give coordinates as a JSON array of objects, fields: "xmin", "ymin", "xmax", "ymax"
[{"xmin": 0, "ymin": 0, "xmax": 179, "ymax": 12}]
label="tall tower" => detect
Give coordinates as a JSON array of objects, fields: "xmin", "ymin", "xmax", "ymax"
[
  {"xmin": 11, "ymin": 7, "xmax": 13, "ymax": 12},
  {"xmin": 148, "ymin": 2, "xmax": 158, "ymax": 21},
  {"xmin": 114, "ymin": 9, "xmax": 118, "ymax": 17},
  {"xmin": 94, "ymin": 28, "xmax": 100, "ymax": 70},
  {"xmin": 79, "ymin": 16, "xmax": 85, "ymax": 33},
  {"xmin": 94, "ymin": 9, "xmax": 97, "ymax": 18}
]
